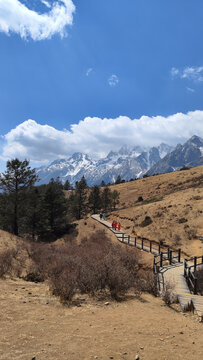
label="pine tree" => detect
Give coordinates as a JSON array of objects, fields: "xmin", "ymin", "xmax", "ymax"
[
  {"xmin": 115, "ymin": 175, "xmax": 122, "ymax": 184},
  {"xmin": 41, "ymin": 178, "xmax": 69, "ymax": 240},
  {"xmin": 0, "ymin": 159, "xmax": 38, "ymax": 235},
  {"xmin": 101, "ymin": 186, "xmax": 112, "ymax": 212},
  {"xmin": 68, "ymin": 176, "xmax": 87, "ymax": 220},
  {"xmin": 64, "ymin": 179, "xmax": 72, "ymax": 190},
  {"xmin": 88, "ymin": 185, "xmax": 102, "ymax": 213},
  {"xmin": 111, "ymin": 190, "xmax": 120, "ymax": 210}
]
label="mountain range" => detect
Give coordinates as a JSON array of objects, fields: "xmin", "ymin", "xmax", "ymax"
[{"xmin": 36, "ymin": 135, "xmax": 203, "ymax": 186}]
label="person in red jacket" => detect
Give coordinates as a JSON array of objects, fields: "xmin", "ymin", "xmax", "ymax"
[{"xmin": 117, "ymin": 222, "xmax": 121, "ymax": 231}]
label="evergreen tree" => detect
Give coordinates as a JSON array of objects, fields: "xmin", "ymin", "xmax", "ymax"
[
  {"xmin": 22, "ymin": 187, "xmax": 42, "ymax": 240},
  {"xmin": 68, "ymin": 176, "xmax": 87, "ymax": 220},
  {"xmin": 64, "ymin": 179, "xmax": 72, "ymax": 190},
  {"xmin": 88, "ymin": 185, "xmax": 102, "ymax": 213},
  {"xmin": 111, "ymin": 190, "xmax": 120, "ymax": 210},
  {"xmin": 0, "ymin": 159, "xmax": 38, "ymax": 235},
  {"xmin": 100, "ymin": 180, "xmax": 106, "ymax": 187},
  {"xmin": 41, "ymin": 178, "xmax": 69, "ymax": 240},
  {"xmin": 101, "ymin": 186, "xmax": 112, "ymax": 212},
  {"xmin": 115, "ymin": 175, "xmax": 122, "ymax": 184}
]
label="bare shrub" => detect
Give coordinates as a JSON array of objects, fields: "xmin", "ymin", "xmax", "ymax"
[
  {"xmin": 162, "ymin": 282, "xmax": 178, "ymax": 305},
  {"xmin": 140, "ymin": 216, "xmax": 153, "ymax": 227},
  {"xmin": 0, "ymin": 249, "xmax": 15, "ymax": 278},
  {"xmin": 22, "ymin": 231, "xmax": 155, "ymax": 303},
  {"xmin": 178, "ymin": 217, "xmax": 188, "ymax": 224},
  {"xmin": 139, "ymin": 270, "xmax": 158, "ymax": 297},
  {"xmin": 173, "ymin": 234, "xmax": 181, "ymax": 246},
  {"xmin": 186, "ymin": 228, "xmax": 197, "ymax": 240},
  {"xmin": 195, "ymin": 266, "xmax": 203, "ymax": 295}
]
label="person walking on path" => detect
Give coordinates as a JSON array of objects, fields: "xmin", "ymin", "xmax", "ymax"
[
  {"xmin": 114, "ymin": 221, "xmax": 117, "ymax": 230},
  {"xmin": 103, "ymin": 213, "xmax": 106, "ymax": 220},
  {"xmin": 117, "ymin": 222, "xmax": 121, "ymax": 231},
  {"xmin": 99, "ymin": 213, "xmax": 103, "ymax": 220}
]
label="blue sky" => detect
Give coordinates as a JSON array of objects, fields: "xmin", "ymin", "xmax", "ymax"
[{"xmin": 0, "ymin": 0, "xmax": 203, "ymax": 169}]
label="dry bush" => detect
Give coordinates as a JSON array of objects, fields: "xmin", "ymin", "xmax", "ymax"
[
  {"xmin": 186, "ymin": 228, "xmax": 197, "ymax": 240},
  {"xmin": 138, "ymin": 270, "xmax": 158, "ymax": 297},
  {"xmin": 195, "ymin": 265, "xmax": 203, "ymax": 295},
  {"xmin": 162, "ymin": 282, "xmax": 178, "ymax": 305},
  {"xmin": 0, "ymin": 246, "xmax": 25, "ymax": 278},
  {"xmin": 173, "ymin": 234, "xmax": 181, "ymax": 246},
  {"xmin": 0, "ymin": 249, "xmax": 15, "ymax": 278},
  {"xmin": 23, "ymin": 231, "xmax": 156, "ymax": 303},
  {"xmin": 140, "ymin": 216, "xmax": 153, "ymax": 227}
]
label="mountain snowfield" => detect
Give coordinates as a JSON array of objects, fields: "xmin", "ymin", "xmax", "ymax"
[{"xmin": 36, "ymin": 135, "xmax": 203, "ymax": 186}]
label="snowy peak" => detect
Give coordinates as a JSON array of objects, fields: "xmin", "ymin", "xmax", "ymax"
[
  {"xmin": 36, "ymin": 141, "xmax": 174, "ymax": 186},
  {"xmin": 147, "ymin": 135, "xmax": 203, "ymax": 176}
]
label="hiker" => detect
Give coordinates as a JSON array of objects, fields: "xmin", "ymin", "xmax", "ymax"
[
  {"xmin": 99, "ymin": 213, "xmax": 103, "ymax": 220},
  {"xmin": 103, "ymin": 213, "xmax": 106, "ymax": 220},
  {"xmin": 117, "ymin": 222, "xmax": 121, "ymax": 231},
  {"xmin": 112, "ymin": 220, "xmax": 115, "ymax": 229},
  {"xmin": 114, "ymin": 221, "xmax": 117, "ymax": 230}
]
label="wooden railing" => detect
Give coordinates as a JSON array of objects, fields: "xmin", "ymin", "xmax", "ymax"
[
  {"xmin": 184, "ymin": 256, "xmax": 203, "ymax": 295},
  {"xmin": 115, "ymin": 232, "xmax": 181, "ymax": 271},
  {"xmin": 153, "ymin": 249, "xmax": 181, "ymax": 274}
]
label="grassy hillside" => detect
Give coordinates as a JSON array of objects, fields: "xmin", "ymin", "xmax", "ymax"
[{"xmin": 107, "ymin": 166, "xmax": 203, "ymax": 257}]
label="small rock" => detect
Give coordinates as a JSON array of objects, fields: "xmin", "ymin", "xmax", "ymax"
[
  {"xmin": 140, "ymin": 347, "xmax": 144, "ymax": 350},
  {"xmin": 135, "ymin": 355, "xmax": 139, "ymax": 360},
  {"xmin": 109, "ymin": 357, "xmax": 114, "ymax": 359},
  {"xmin": 45, "ymin": 301, "xmax": 49, "ymax": 305},
  {"xmin": 28, "ymin": 292, "xmax": 32, "ymax": 295},
  {"xmin": 180, "ymin": 331, "xmax": 184, "ymax": 334},
  {"xmin": 105, "ymin": 302, "xmax": 110, "ymax": 306},
  {"xmin": 23, "ymin": 301, "xmax": 26, "ymax": 304},
  {"xmin": 94, "ymin": 357, "xmax": 98, "ymax": 359},
  {"xmin": 159, "ymin": 338, "xmax": 164, "ymax": 341},
  {"xmin": 123, "ymin": 352, "xmax": 128, "ymax": 355},
  {"xmin": 32, "ymin": 357, "xmax": 36, "ymax": 360}
]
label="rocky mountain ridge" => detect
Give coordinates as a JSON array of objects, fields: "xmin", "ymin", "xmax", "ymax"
[{"xmin": 36, "ymin": 135, "xmax": 203, "ymax": 186}]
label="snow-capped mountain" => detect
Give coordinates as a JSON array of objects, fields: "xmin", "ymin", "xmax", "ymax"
[
  {"xmin": 36, "ymin": 143, "xmax": 174, "ymax": 186},
  {"xmin": 146, "ymin": 135, "xmax": 203, "ymax": 176}
]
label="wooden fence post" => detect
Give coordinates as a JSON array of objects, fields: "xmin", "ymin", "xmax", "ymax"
[
  {"xmin": 141, "ymin": 239, "xmax": 144, "ymax": 250},
  {"xmin": 122, "ymin": 233, "xmax": 124, "ymax": 242},
  {"xmin": 128, "ymin": 235, "xmax": 130, "ymax": 244},
  {"xmin": 160, "ymin": 252, "xmax": 163, "ymax": 267},
  {"xmin": 194, "ymin": 277, "xmax": 197, "ymax": 295},
  {"xmin": 178, "ymin": 248, "xmax": 181, "ymax": 263},
  {"xmin": 150, "ymin": 241, "xmax": 152, "ymax": 253},
  {"xmin": 158, "ymin": 244, "xmax": 161, "ymax": 253},
  {"xmin": 134, "ymin": 237, "xmax": 137, "ymax": 247},
  {"xmin": 169, "ymin": 250, "xmax": 172, "ymax": 265},
  {"xmin": 184, "ymin": 260, "xmax": 187, "ymax": 277},
  {"xmin": 194, "ymin": 257, "xmax": 197, "ymax": 271}
]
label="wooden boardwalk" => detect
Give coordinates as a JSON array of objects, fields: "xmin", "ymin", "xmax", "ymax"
[{"xmin": 92, "ymin": 214, "xmax": 203, "ymax": 320}]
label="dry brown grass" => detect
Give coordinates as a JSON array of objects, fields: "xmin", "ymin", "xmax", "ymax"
[{"xmin": 107, "ymin": 166, "xmax": 203, "ymax": 257}]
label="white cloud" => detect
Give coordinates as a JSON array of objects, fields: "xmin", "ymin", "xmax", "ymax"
[
  {"xmin": 1, "ymin": 110, "xmax": 203, "ymax": 164},
  {"xmin": 186, "ymin": 87, "xmax": 195, "ymax": 93},
  {"xmin": 41, "ymin": 0, "xmax": 51, "ymax": 8},
  {"xmin": 171, "ymin": 66, "xmax": 203, "ymax": 82},
  {"xmin": 108, "ymin": 74, "xmax": 119, "ymax": 87},
  {"xmin": 0, "ymin": 0, "xmax": 75, "ymax": 40},
  {"xmin": 182, "ymin": 66, "xmax": 203, "ymax": 82},
  {"xmin": 171, "ymin": 67, "xmax": 179, "ymax": 77},
  {"xmin": 86, "ymin": 68, "xmax": 93, "ymax": 76}
]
